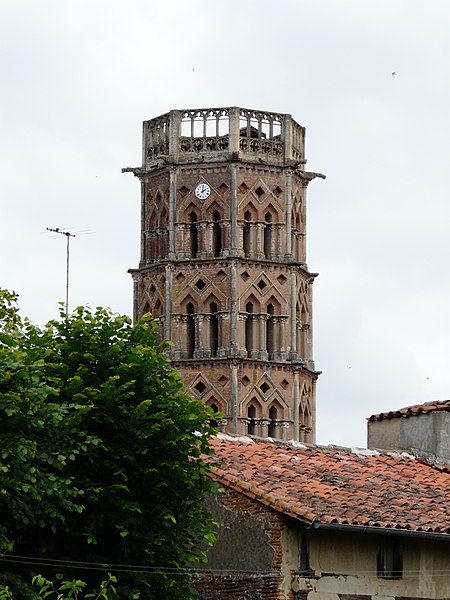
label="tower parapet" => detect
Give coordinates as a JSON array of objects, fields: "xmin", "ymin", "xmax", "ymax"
[{"xmin": 143, "ymin": 107, "xmax": 306, "ymax": 167}]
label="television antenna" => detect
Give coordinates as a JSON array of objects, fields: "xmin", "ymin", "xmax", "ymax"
[{"xmin": 45, "ymin": 227, "xmax": 93, "ymax": 316}]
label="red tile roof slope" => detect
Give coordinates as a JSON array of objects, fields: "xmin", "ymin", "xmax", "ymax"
[
  {"xmin": 369, "ymin": 400, "xmax": 450, "ymax": 422},
  {"xmin": 207, "ymin": 434, "xmax": 450, "ymax": 535}
]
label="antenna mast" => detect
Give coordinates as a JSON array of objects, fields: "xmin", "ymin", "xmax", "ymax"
[{"xmin": 46, "ymin": 227, "xmax": 76, "ymax": 316}]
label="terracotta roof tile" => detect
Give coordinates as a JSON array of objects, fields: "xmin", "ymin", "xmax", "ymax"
[
  {"xmin": 369, "ymin": 399, "xmax": 450, "ymax": 421},
  {"xmin": 207, "ymin": 434, "xmax": 450, "ymax": 535}
]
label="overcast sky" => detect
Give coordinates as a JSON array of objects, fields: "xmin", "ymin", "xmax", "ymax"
[{"xmin": 1, "ymin": 0, "xmax": 449, "ymax": 448}]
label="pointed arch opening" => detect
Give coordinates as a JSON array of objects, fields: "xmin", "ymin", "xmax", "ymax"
[
  {"xmin": 245, "ymin": 301, "xmax": 254, "ymax": 355},
  {"xmin": 266, "ymin": 303, "xmax": 275, "ymax": 357},
  {"xmin": 263, "ymin": 211, "xmax": 273, "ymax": 259},
  {"xmin": 243, "ymin": 210, "xmax": 252, "ymax": 257},
  {"xmin": 212, "ymin": 210, "xmax": 222, "ymax": 257},
  {"xmin": 189, "ymin": 211, "xmax": 198, "ymax": 258},
  {"xmin": 268, "ymin": 405, "xmax": 278, "ymax": 438},
  {"xmin": 209, "ymin": 301, "xmax": 219, "ymax": 357},
  {"xmin": 208, "ymin": 401, "xmax": 219, "ymax": 429},
  {"xmin": 247, "ymin": 403, "xmax": 257, "ymax": 436},
  {"xmin": 186, "ymin": 302, "xmax": 195, "ymax": 358}
]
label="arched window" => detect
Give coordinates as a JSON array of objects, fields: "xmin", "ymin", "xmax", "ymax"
[
  {"xmin": 245, "ymin": 301, "xmax": 254, "ymax": 355},
  {"xmin": 247, "ymin": 404, "xmax": 257, "ymax": 436},
  {"xmin": 190, "ymin": 212, "xmax": 198, "ymax": 258},
  {"xmin": 209, "ymin": 301, "xmax": 218, "ymax": 356},
  {"xmin": 243, "ymin": 210, "xmax": 251, "ymax": 257},
  {"xmin": 268, "ymin": 405, "xmax": 278, "ymax": 438},
  {"xmin": 266, "ymin": 303, "xmax": 274, "ymax": 357},
  {"xmin": 209, "ymin": 402, "xmax": 219, "ymax": 429},
  {"xmin": 212, "ymin": 210, "xmax": 222, "ymax": 257},
  {"xmin": 263, "ymin": 212, "xmax": 272, "ymax": 258},
  {"xmin": 186, "ymin": 302, "xmax": 195, "ymax": 358}
]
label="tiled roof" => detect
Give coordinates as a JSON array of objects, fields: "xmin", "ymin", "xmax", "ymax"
[
  {"xmin": 368, "ymin": 400, "xmax": 450, "ymax": 422},
  {"xmin": 207, "ymin": 434, "xmax": 450, "ymax": 535}
]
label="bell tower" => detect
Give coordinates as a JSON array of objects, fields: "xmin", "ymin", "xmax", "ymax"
[{"xmin": 124, "ymin": 107, "xmax": 324, "ymax": 442}]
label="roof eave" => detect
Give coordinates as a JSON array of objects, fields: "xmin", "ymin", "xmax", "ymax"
[{"xmin": 312, "ymin": 521, "xmax": 450, "ymax": 542}]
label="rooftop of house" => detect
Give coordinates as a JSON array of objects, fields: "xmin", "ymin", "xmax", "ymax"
[
  {"xmin": 368, "ymin": 400, "xmax": 450, "ymax": 422},
  {"xmin": 207, "ymin": 433, "xmax": 450, "ymax": 536}
]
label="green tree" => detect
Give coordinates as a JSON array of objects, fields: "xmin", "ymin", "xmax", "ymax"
[{"xmin": 0, "ymin": 290, "xmax": 217, "ymax": 599}]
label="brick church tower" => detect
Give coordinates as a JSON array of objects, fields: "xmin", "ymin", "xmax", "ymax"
[{"xmin": 124, "ymin": 107, "xmax": 324, "ymax": 442}]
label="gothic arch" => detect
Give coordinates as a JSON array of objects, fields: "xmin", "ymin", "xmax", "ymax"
[
  {"xmin": 241, "ymin": 293, "xmax": 261, "ymax": 313},
  {"xmin": 152, "ymin": 295, "xmax": 164, "ymax": 317},
  {"xmin": 159, "ymin": 206, "xmax": 168, "ymax": 226},
  {"xmin": 265, "ymin": 295, "xmax": 282, "ymax": 315},
  {"xmin": 180, "ymin": 200, "xmax": 202, "ymax": 222},
  {"xmin": 204, "ymin": 198, "xmax": 226, "ymax": 216},
  {"xmin": 262, "ymin": 202, "xmax": 280, "ymax": 221},
  {"xmin": 239, "ymin": 201, "xmax": 258, "ymax": 220},
  {"xmin": 148, "ymin": 208, "xmax": 157, "ymax": 230},
  {"xmin": 202, "ymin": 292, "xmax": 223, "ymax": 313},
  {"xmin": 291, "ymin": 206, "xmax": 300, "ymax": 232},
  {"xmin": 178, "ymin": 293, "xmax": 198, "ymax": 313},
  {"xmin": 267, "ymin": 398, "xmax": 285, "ymax": 420},
  {"xmin": 243, "ymin": 398, "xmax": 262, "ymax": 436}
]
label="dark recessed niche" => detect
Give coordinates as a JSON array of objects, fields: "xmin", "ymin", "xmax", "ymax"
[
  {"xmin": 195, "ymin": 279, "xmax": 206, "ymax": 290},
  {"xmin": 273, "ymin": 185, "xmax": 283, "ymax": 197},
  {"xmin": 194, "ymin": 381, "xmax": 207, "ymax": 394}
]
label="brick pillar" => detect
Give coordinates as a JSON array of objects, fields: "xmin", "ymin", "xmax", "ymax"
[
  {"xmin": 220, "ymin": 220, "xmax": 232, "ymax": 257},
  {"xmin": 285, "ymin": 169, "xmax": 293, "ymax": 258},
  {"xmin": 171, "ymin": 314, "xmax": 182, "ymax": 359},
  {"xmin": 275, "ymin": 223, "xmax": 283, "ymax": 259},
  {"xmin": 168, "ymin": 167, "xmax": 177, "ymax": 258},
  {"xmin": 193, "ymin": 315, "xmax": 205, "ymax": 358},
  {"xmin": 236, "ymin": 221, "xmax": 245, "ymax": 257},
  {"xmin": 203, "ymin": 314, "xmax": 211, "ymax": 357},
  {"xmin": 216, "ymin": 313, "xmax": 229, "ymax": 357},
  {"xmin": 258, "ymin": 314, "xmax": 268, "ymax": 360},
  {"xmin": 289, "ymin": 270, "xmax": 297, "ymax": 360},
  {"xmin": 164, "ymin": 264, "xmax": 173, "ymax": 341},
  {"xmin": 237, "ymin": 313, "xmax": 247, "ymax": 357},
  {"xmin": 255, "ymin": 222, "xmax": 265, "ymax": 260},
  {"xmin": 259, "ymin": 419, "xmax": 270, "ymax": 438},
  {"xmin": 205, "ymin": 223, "xmax": 214, "ymax": 256},
  {"xmin": 293, "ymin": 370, "xmax": 300, "ymax": 442},
  {"xmin": 180, "ymin": 315, "xmax": 188, "ymax": 358},
  {"xmin": 196, "ymin": 222, "xmax": 208, "ymax": 258}
]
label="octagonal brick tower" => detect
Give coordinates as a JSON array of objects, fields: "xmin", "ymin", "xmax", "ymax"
[{"xmin": 124, "ymin": 107, "xmax": 325, "ymax": 442}]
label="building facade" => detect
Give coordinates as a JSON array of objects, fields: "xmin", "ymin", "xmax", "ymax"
[
  {"xmin": 124, "ymin": 107, "xmax": 324, "ymax": 441},
  {"xmin": 197, "ymin": 434, "xmax": 450, "ymax": 600}
]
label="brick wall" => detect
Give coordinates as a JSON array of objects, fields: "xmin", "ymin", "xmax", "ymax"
[{"xmin": 195, "ymin": 488, "xmax": 292, "ymax": 600}]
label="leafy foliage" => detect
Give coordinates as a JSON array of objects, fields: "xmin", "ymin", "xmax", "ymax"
[
  {"xmin": 0, "ymin": 573, "xmax": 118, "ymax": 599},
  {"xmin": 0, "ymin": 290, "xmax": 217, "ymax": 599}
]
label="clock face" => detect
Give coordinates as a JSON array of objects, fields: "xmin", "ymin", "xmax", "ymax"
[{"xmin": 195, "ymin": 183, "xmax": 211, "ymax": 200}]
